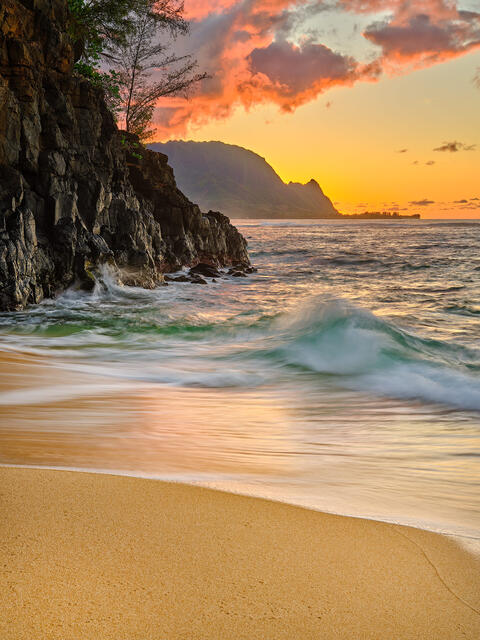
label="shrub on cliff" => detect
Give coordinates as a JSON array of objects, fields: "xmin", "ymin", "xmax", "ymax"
[
  {"xmin": 106, "ymin": 2, "xmax": 207, "ymax": 140},
  {"xmin": 67, "ymin": 0, "xmax": 206, "ymax": 139}
]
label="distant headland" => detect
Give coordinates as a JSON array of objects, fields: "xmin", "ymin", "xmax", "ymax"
[
  {"xmin": 149, "ymin": 141, "xmax": 420, "ymax": 220},
  {"xmin": 149, "ymin": 141, "xmax": 339, "ymax": 219}
]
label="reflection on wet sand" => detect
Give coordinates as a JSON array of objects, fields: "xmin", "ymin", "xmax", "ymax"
[
  {"xmin": 0, "ymin": 349, "xmax": 296, "ymax": 476},
  {"xmin": 1, "ymin": 348, "xmax": 480, "ymax": 539}
]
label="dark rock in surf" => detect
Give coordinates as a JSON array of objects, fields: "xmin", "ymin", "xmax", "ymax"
[
  {"xmin": 165, "ymin": 274, "xmax": 190, "ymax": 283},
  {"xmin": 0, "ymin": 0, "xmax": 250, "ymax": 311},
  {"xmin": 189, "ymin": 263, "xmax": 221, "ymax": 278}
]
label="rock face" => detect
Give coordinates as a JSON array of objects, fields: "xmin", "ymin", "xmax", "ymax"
[
  {"xmin": 0, "ymin": 0, "xmax": 249, "ymax": 311},
  {"xmin": 148, "ymin": 140, "xmax": 340, "ymax": 219}
]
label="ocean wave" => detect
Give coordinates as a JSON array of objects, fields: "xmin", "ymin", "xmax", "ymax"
[
  {"xmin": 264, "ymin": 298, "xmax": 480, "ymax": 410},
  {"xmin": 3, "ymin": 266, "xmax": 480, "ymax": 410},
  {"xmin": 445, "ymin": 303, "xmax": 480, "ymax": 317}
]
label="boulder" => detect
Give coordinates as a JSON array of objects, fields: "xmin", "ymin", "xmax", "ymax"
[{"xmin": 189, "ymin": 263, "xmax": 221, "ymax": 278}]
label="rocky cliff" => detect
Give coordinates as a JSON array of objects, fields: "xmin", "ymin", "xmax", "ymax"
[{"xmin": 0, "ymin": 0, "xmax": 249, "ymax": 311}]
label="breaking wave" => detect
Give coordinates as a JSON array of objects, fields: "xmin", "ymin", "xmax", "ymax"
[{"xmin": 263, "ymin": 298, "xmax": 480, "ymax": 410}]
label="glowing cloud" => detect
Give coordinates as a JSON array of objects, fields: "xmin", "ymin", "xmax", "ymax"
[
  {"xmin": 152, "ymin": 0, "xmax": 480, "ymax": 137},
  {"xmin": 247, "ymin": 40, "xmax": 359, "ymax": 110},
  {"xmin": 364, "ymin": 10, "xmax": 480, "ymax": 71}
]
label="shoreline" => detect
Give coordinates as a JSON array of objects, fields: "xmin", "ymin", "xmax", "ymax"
[
  {"xmin": 1, "ymin": 466, "xmax": 479, "ymax": 639},
  {"xmin": 2, "ymin": 461, "xmax": 480, "ymax": 545}
]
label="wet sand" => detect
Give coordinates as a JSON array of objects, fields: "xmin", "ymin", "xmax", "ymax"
[{"xmin": 0, "ymin": 466, "xmax": 479, "ymax": 639}]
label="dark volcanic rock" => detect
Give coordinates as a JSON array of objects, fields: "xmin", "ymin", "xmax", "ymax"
[
  {"xmin": 0, "ymin": 0, "xmax": 249, "ymax": 311},
  {"xmin": 164, "ymin": 274, "xmax": 190, "ymax": 283},
  {"xmin": 189, "ymin": 263, "xmax": 221, "ymax": 278}
]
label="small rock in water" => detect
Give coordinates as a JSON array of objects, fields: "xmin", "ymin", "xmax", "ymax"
[
  {"xmin": 227, "ymin": 264, "xmax": 254, "ymax": 276},
  {"xmin": 189, "ymin": 263, "xmax": 221, "ymax": 278},
  {"xmin": 166, "ymin": 263, "xmax": 254, "ymax": 285}
]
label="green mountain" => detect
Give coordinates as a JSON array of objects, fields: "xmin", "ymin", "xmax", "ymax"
[{"xmin": 148, "ymin": 141, "xmax": 340, "ymax": 219}]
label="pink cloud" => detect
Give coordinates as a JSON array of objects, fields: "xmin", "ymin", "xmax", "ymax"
[
  {"xmin": 183, "ymin": 0, "xmax": 239, "ymax": 20},
  {"xmin": 247, "ymin": 40, "xmax": 359, "ymax": 109},
  {"xmin": 364, "ymin": 8, "xmax": 480, "ymax": 70},
  {"xmin": 152, "ymin": 0, "xmax": 480, "ymax": 137}
]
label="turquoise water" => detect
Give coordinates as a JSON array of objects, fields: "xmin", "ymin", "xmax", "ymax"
[{"xmin": 1, "ymin": 219, "xmax": 479, "ymax": 538}]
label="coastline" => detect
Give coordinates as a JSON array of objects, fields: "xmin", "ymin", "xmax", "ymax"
[{"xmin": 1, "ymin": 467, "xmax": 479, "ymax": 639}]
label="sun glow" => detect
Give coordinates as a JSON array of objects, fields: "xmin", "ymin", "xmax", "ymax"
[{"xmin": 152, "ymin": 1, "xmax": 480, "ymax": 218}]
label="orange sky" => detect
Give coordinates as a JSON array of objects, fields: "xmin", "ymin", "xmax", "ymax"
[{"xmin": 153, "ymin": 0, "xmax": 480, "ymax": 218}]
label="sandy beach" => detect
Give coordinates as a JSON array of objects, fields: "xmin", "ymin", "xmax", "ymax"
[{"xmin": 0, "ymin": 467, "xmax": 479, "ymax": 639}]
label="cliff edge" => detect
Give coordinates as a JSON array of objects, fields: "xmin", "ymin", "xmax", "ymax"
[{"xmin": 0, "ymin": 0, "xmax": 249, "ymax": 311}]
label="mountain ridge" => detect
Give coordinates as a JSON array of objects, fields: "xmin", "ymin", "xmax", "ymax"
[{"xmin": 148, "ymin": 140, "xmax": 340, "ymax": 219}]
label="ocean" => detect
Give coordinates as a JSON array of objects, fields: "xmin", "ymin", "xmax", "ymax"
[{"xmin": 1, "ymin": 219, "xmax": 479, "ymax": 541}]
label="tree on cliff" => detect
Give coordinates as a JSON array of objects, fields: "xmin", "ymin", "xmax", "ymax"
[
  {"xmin": 68, "ymin": 0, "xmax": 206, "ymax": 140},
  {"xmin": 106, "ymin": 2, "xmax": 207, "ymax": 140},
  {"xmin": 68, "ymin": 0, "xmax": 182, "ymax": 63}
]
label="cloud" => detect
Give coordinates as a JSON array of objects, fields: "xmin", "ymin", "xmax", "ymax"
[
  {"xmin": 152, "ymin": 0, "xmax": 480, "ymax": 136},
  {"xmin": 434, "ymin": 141, "xmax": 477, "ymax": 152},
  {"xmin": 456, "ymin": 201, "xmax": 480, "ymax": 209},
  {"xmin": 396, "ymin": 148, "xmax": 408, "ymax": 153},
  {"xmin": 247, "ymin": 40, "xmax": 359, "ymax": 110},
  {"xmin": 410, "ymin": 199, "xmax": 435, "ymax": 206},
  {"xmin": 454, "ymin": 199, "xmax": 468, "ymax": 203},
  {"xmin": 364, "ymin": 9, "xmax": 480, "ymax": 71},
  {"xmin": 425, "ymin": 160, "xmax": 436, "ymax": 165}
]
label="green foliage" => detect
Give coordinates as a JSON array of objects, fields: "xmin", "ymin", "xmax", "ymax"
[
  {"xmin": 67, "ymin": 0, "xmax": 203, "ymax": 134},
  {"xmin": 67, "ymin": 0, "xmax": 143, "ymax": 57},
  {"xmin": 72, "ymin": 62, "xmax": 122, "ymax": 112},
  {"xmin": 120, "ymin": 135, "xmax": 144, "ymax": 160},
  {"xmin": 67, "ymin": 0, "xmax": 140, "ymax": 111},
  {"xmin": 107, "ymin": 2, "xmax": 206, "ymax": 140}
]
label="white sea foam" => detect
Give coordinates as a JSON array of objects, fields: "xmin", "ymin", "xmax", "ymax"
[{"xmin": 272, "ymin": 298, "xmax": 480, "ymax": 409}]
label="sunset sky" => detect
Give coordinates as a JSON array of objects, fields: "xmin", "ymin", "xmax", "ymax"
[{"xmin": 154, "ymin": 0, "xmax": 480, "ymax": 218}]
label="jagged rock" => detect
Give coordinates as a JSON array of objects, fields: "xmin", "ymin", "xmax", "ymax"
[
  {"xmin": 0, "ymin": 0, "xmax": 250, "ymax": 311},
  {"xmin": 164, "ymin": 274, "xmax": 190, "ymax": 283},
  {"xmin": 189, "ymin": 263, "xmax": 221, "ymax": 278}
]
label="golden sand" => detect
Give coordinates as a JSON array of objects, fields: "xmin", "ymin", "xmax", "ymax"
[{"xmin": 0, "ymin": 467, "xmax": 479, "ymax": 639}]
